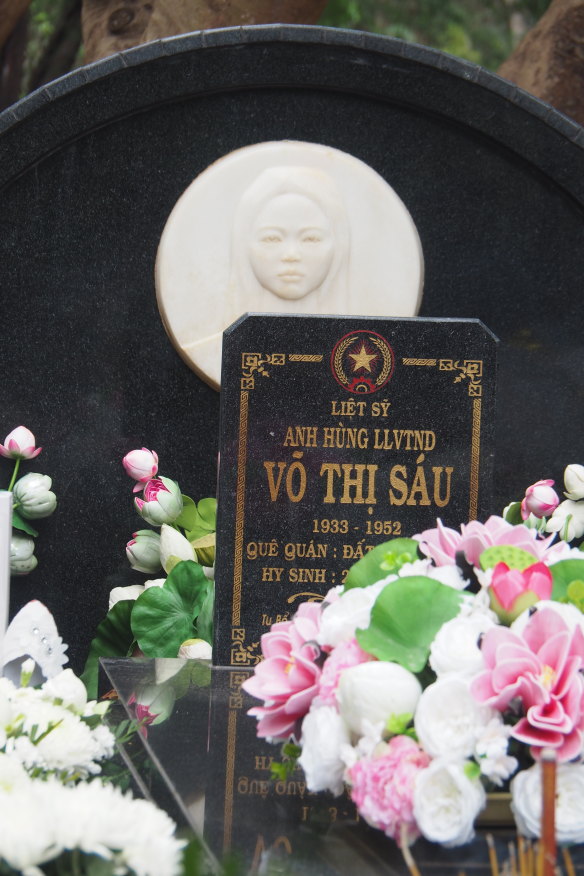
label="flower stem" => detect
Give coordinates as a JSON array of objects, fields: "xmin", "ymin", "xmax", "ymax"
[{"xmin": 7, "ymin": 458, "xmax": 20, "ymax": 493}]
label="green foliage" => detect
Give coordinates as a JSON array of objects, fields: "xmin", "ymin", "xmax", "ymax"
[
  {"xmin": 551, "ymin": 559, "xmax": 584, "ymax": 604},
  {"xmin": 343, "ymin": 538, "xmax": 420, "ymax": 589},
  {"xmin": 81, "ymin": 600, "xmax": 135, "ymax": 700},
  {"xmin": 356, "ymin": 576, "xmax": 463, "ymax": 671},
  {"xmin": 385, "ymin": 711, "xmax": 416, "ymax": 740},
  {"xmin": 319, "ymin": 0, "xmax": 550, "ymax": 71},
  {"xmin": 131, "ymin": 560, "xmax": 212, "ymax": 657},
  {"xmin": 271, "ymin": 741, "xmax": 302, "ymax": 782},
  {"xmin": 11, "ymin": 508, "xmax": 38, "ymax": 537},
  {"xmin": 503, "ymin": 501, "xmax": 523, "ymax": 525},
  {"xmin": 185, "ymin": 497, "xmax": 217, "ymax": 542}
]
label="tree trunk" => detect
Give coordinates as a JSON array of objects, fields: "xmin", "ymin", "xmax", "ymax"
[
  {"xmin": 82, "ymin": 0, "xmax": 329, "ymax": 64},
  {"xmin": 498, "ymin": 0, "xmax": 584, "ymax": 126},
  {"xmin": 0, "ymin": 0, "xmax": 32, "ymax": 52},
  {"xmin": 0, "ymin": 9, "xmax": 28, "ymax": 110}
]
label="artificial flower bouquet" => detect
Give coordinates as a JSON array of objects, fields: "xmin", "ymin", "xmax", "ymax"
[
  {"xmin": 243, "ymin": 466, "xmax": 584, "ymax": 851},
  {"xmin": 82, "ymin": 446, "xmax": 216, "ymax": 698},
  {"xmin": 1, "ymin": 426, "xmax": 57, "ymax": 575}
]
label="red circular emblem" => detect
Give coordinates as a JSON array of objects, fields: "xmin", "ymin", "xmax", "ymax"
[{"xmin": 330, "ymin": 330, "xmax": 394, "ymax": 394}]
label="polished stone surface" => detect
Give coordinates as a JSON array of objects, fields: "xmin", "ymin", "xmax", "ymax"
[
  {"xmin": 0, "ymin": 27, "xmax": 582, "ymax": 669},
  {"xmin": 214, "ymin": 314, "xmax": 496, "ymax": 665}
]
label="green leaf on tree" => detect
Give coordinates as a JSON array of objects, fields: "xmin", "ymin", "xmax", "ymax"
[
  {"xmin": 343, "ymin": 538, "xmax": 420, "ymax": 590},
  {"xmin": 356, "ymin": 576, "xmax": 462, "ymax": 671},
  {"xmin": 81, "ymin": 599, "xmax": 135, "ymax": 700},
  {"xmin": 131, "ymin": 561, "xmax": 212, "ymax": 657}
]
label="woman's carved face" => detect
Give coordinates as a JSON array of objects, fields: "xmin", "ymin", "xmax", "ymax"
[{"xmin": 248, "ymin": 193, "xmax": 335, "ymax": 299}]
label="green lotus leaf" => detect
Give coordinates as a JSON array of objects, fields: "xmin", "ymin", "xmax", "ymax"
[
  {"xmin": 131, "ymin": 560, "xmax": 211, "ymax": 657},
  {"xmin": 343, "ymin": 538, "xmax": 420, "ymax": 590},
  {"xmin": 356, "ymin": 576, "xmax": 463, "ymax": 671}
]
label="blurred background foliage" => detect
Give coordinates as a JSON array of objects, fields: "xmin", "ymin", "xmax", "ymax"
[
  {"xmin": 319, "ymin": 0, "xmax": 549, "ymax": 69},
  {"xmin": 19, "ymin": 0, "xmax": 551, "ymax": 100}
]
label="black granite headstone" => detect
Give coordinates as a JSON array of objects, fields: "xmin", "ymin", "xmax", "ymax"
[
  {"xmin": 214, "ymin": 314, "xmax": 496, "ymax": 666},
  {"xmin": 0, "ymin": 27, "xmax": 582, "ymax": 668}
]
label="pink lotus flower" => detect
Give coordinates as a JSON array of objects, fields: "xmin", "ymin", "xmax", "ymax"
[
  {"xmin": 521, "ymin": 479, "xmax": 560, "ymax": 521},
  {"xmin": 471, "ymin": 608, "xmax": 584, "ymax": 761},
  {"xmin": 242, "ymin": 602, "xmax": 323, "ymax": 740},
  {"xmin": 135, "ymin": 477, "xmax": 182, "ymax": 526},
  {"xmin": 123, "ymin": 447, "xmax": 159, "ymax": 492},
  {"xmin": 348, "ymin": 735, "xmax": 430, "ymax": 845},
  {"xmin": 317, "ymin": 638, "xmax": 374, "ymax": 706},
  {"xmin": 0, "ymin": 426, "xmax": 41, "ymax": 460},
  {"xmin": 489, "ymin": 562, "xmax": 553, "ymax": 623},
  {"xmin": 416, "ymin": 515, "xmax": 566, "ymax": 568}
]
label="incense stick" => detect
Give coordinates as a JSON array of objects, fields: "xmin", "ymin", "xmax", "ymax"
[
  {"xmin": 561, "ymin": 846, "xmax": 576, "ymax": 876},
  {"xmin": 540, "ymin": 748, "xmax": 557, "ymax": 876},
  {"xmin": 487, "ymin": 833, "xmax": 500, "ymax": 876}
]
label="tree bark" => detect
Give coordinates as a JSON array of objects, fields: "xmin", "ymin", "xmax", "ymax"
[
  {"xmin": 0, "ymin": 0, "xmax": 32, "ymax": 52},
  {"xmin": 82, "ymin": 0, "xmax": 329, "ymax": 64},
  {"xmin": 0, "ymin": 9, "xmax": 28, "ymax": 110},
  {"xmin": 498, "ymin": 0, "xmax": 584, "ymax": 125}
]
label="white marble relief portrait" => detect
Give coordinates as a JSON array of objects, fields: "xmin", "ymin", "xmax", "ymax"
[{"xmin": 156, "ymin": 141, "xmax": 424, "ymax": 389}]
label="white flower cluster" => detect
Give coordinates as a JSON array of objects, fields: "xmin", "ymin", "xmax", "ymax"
[
  {"xmin": 0, "ymin": 667, "xmax": 115, "ymax": 782},
  {"xmin": 301, "ymin": 572, "xmax": 519, "ymax": 847},
  {"xmin": 0, "ymin": 754, "xmax": 185, "ymax": 876}
]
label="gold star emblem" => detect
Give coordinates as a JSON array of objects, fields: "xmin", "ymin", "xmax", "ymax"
[{"xmin": 348, "ymin": 343, "xmax": 378, "ymax": 373}]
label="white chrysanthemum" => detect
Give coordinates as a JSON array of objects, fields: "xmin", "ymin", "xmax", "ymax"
[
  {"xmin": 474, "ymin": 718, "xmax": 518, "ymax": 786},
  {"xmin": 0, "ymin": 752, "xmax": 29, "ymax": 792},
  {"xmin": 2, "ymin": 683, "xmax": 115, "ymax": 780},
  {"xmin": 42, "ymin": 668, "xmax": 88, "ymax": 713},
  {"xmin": 0, "ymin": 777, "xmax": 185, "ymax": 875}
]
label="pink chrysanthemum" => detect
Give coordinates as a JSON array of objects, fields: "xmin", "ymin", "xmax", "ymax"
[
  {"xmin": 242, "ymin": 602, "xmax": 322, "ymax": 740},
  {"xmin": 471, "ymin": 607, "xmax": 584, "ymax": 761},
  {"xmin": 348, "ymin": 735, "xmax": 430, "ymax": 846}
]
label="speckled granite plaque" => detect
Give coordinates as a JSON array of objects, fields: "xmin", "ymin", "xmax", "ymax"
[{"xmin": 214, "ymin": 314, "xmax": 497, "ymax": 665}]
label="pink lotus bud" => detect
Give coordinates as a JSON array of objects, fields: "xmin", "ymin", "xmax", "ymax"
[
  {"xmin": 122, "ymin": 448, "xmax": 158, "ymax": 489},
  {"xmin": 135, "ymin": 476, "xmax": 182, "ymax": 526},
  {"xmin": 0, "ymin": 426, "xmax": 41, "ymax": 460},
  {"xmin": 520, "ymin": 479, "xmax": 559, "ymax": 520},
  {"xmin": 489, "ymin": 561, "xmax": 553, "ymax": 623}
]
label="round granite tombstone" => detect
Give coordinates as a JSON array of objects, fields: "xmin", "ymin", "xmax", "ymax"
[{"xmin": 0, "ymin": 26, "xmax": 583, "ymax": 670}]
